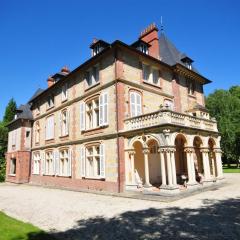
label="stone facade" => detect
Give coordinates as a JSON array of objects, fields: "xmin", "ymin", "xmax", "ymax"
[{"xmin": 5, "ymin": 23, "xmax": 223, "ymax": 194}]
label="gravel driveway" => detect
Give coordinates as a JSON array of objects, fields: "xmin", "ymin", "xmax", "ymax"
[{"xmin": 0, "ymin": 173, "xmax": 239, "ymax": 239}]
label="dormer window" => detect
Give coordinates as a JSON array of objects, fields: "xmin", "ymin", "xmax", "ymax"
[
  {"xmin": 140, "ymin": 43, "xmax": 149, "ymax": 54},
  {"xmin": 181, "ymin": 56, "xmax": 194, "ymax": 71},
  {"xmin": 93, "ymin": 44, "xmax": 101, "ymax": 56},
  {"xmin": 186, "ymin": 62, "xmax": 192, "ymax": 70},
  {"xmin": 47, "ymin": 95, "xmax": 54, "ymax": 109},
  {"xmin": 86, "ymin": 65, "xmax": 100, "ymax": 87},
  {"xmin": 90, "ymin": 40, "xmax": 110, "ymax": 57}
]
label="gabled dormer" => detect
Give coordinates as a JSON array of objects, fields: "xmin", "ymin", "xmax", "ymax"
[
  {"xmin": 181, "ymin": 54, "xmax": 194, "ymax": 70},
  {"xmin": 131, "ymin": 39, "xmax": 150, "ymax": 55},
  {"xmin": 90, "ymin": 39, "xmax": 110, "ymax": 57}
]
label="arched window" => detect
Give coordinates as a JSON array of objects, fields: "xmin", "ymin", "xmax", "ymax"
[
  {"xmin": 130, "ymin": 91, "xmax": 142, "ymax": 117},
  {"xmin": 60, "ymin": 109, "xmax": 69, "ymax": 137}
]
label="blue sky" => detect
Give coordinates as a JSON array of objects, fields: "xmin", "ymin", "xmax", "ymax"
[{"xmin": 0, "ymin": 0, "xmax": 239, "ymax": 119}]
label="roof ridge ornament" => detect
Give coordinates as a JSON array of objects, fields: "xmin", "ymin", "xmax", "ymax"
[{"xmin": 160, "ymin": 16, "xmax": 164, "ymax": 33}]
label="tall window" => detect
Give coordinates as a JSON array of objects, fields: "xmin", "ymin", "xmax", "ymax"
[
  {"xmin": 59, "ymin": 149, "xmax": 71, "ymax": 176},
  {"xmin": 61, "ymin": 83, "xmax": 68, "ymax": 102},
  {"xmin": 46, "ymin": 115, "xmax": 54, "ymax": 140},
  {"xmin": 142, "ymin": 63, "xmax": 160, "ymax": 85},
  {"xmin": 187, "ymin": 79, "xmax": 195, "ymax": 95},
  {"xmin": 80, "ymin": 144, "xmax": 105, "ymax": 178},
  {"xmin": 33, "ymin": 152, "xmax": 40, "ymax": 175},
  {"xmin": 86, "ymin": 98, "xmax": 99, "ymax": 130},
  {"xmin": 10, "ymin": 158, "xmax": 16, "ymax": 175},
  {"xmin": 45, "ymin": 151, "xmax": 54, "ymax": 175},
  {"xmin": 60, "ymin": 110, "xmax": 69, "ymax": 137},
  {"xmin": 47, "ymin": 95, "xmax": 54, "ymax": 109},
  {"xmin": 80, "ymin": 92, "xmax": 108, "ymax": 131},
  {"xmin": 86, "ymin": 65, "xmax": 99, "ymax": 87},
  {"xmin": 35, "ymin": 121, "xmax": 40, "ymax": 143},
  {"xmin": 130, "ymin": 92, "xmax": 142, "ymax": 117}
]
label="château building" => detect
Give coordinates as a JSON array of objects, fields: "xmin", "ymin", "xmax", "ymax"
[{"xmin": 5, "ymin": 23, "xmax": 224, "ymax": 194}]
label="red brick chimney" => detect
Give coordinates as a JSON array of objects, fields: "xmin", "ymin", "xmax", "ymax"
[
  {"xmin": 61, "ymin": 66, "xmax": 70, "ymax": 74},
  {"xmin": 47, "ymin": 76, "xmax": 55, "ymax": 88},
  {"xmin": 139, "ymin": 23, "xmax": 160, "ymax": 59}
]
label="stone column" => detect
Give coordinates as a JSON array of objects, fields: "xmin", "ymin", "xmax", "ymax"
[
  {"xmin": 214, "ymin": 148, "xmax": 224, "ymax": 179},
  {"xmin": 158, "ymin": 148, "xmax": 166, "ymax": 186},
  {"xmin": 184, "ymin": 147, "xmax": 197, "ymax": 185},
  {"xmin": 209, "ymin": 151, "xmax": 216, "ymax": 177},
  {"xmin": 170, "ymin": 148, "xmax": 177, "ymax": 185},
  {"xmin": 128, "ymin": 150, "xmax": 136, "ymax": 184},
  {"xmin": 142, "ymin": 149, "xmax": 151, "ymax": 187},
  {"xmin": 200, "ymin": 148, "xmax": 211, "ymax": 181},
  {"xmin": 166, "ymin": 149, "xmax": 173, "ymax": 186}
]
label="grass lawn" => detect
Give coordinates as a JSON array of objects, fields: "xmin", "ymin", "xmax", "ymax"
[
  {"xmin": 0, "ymin": 212, "xmax": 55, "ymax": 240},
  {"xmin": 223, "ymin": 164, "xmax": 240, "ymax": 173}
]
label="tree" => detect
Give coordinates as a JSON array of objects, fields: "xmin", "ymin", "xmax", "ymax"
[
  {"xmin": 0, "ymin": 98, "xmax": 17, "ymax": 181},
  {"xmin": 3, "ymin": 98, "xmax": 17, "ymax": 125},
  {"xmin": 206, "ymin": 86, "xmax": 240, "ymax": 166}
]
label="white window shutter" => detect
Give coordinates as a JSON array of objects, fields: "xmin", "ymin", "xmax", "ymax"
[
  {"xmin": 100, "ymin": 144, "xmax": 105, "ymax": 178},
  {"xmin": 80, "ymin": 146, "xmax": 85, "ymax": 177},
  {"xmin": 55, "ymin": 150, "xmax": 59, "ymax": 176},
  {"xmin": 99, "ymin": 92, "xmax": 108, "ymax": 126},
  {"xmin": 80, "ymin": 102, "xmax": 86, "ymax": 131},
  {"xmin": 67, "ymin": 148, "xmax": 72, "ymax": 177},
  {"xmin": 59, "ymin": 112, "xmax": 62, "ymax": 137},
  {"xmin": 41, "ymin": 151, "xmax": 45, "ymax": 175},
  {"xmin": 51, "ymin": 116, "xmax": 54, "ymax": 139},
  {"xmin": 66, "ymin": 109, "xmax": 70, "ymax": 135},
  {"xmin": 136, "ymin": 93, "xmax": 142, "ymax": 116},
  {"xmin": 130, "ymin": 92, "xmax": 136, "ymax": 117},
  {"xmin": 99, "ymin": 94, "xmax": 103, "ymax": 126},
  {"xmin": 103, "ymin": 92, "xmax": 108, "ymax": 125}
]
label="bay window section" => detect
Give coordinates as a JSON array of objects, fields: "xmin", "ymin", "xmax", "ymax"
[{"xmin": 45, "ymin": 151, "xmax": 54, "ymax": 175}]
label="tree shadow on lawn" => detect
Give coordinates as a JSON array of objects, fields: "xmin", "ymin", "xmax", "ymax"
[{"xmin": 21, "ymin": 197, "xmax": 240, "ymax": 240}]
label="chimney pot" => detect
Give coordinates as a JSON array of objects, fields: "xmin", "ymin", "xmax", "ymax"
[
  {"xmin": 61, "ymin": 66, "xmax": 70, "ymax": 74},
  {"xmin": 47, "ymin": 76, "xmax": 55, "ymax": 88}
]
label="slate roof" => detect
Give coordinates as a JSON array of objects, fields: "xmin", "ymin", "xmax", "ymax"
[
  {"xmin": 159, "ymin": 33, "xmax": 198, "ymax": 72},
  {"xmin": 28, "ymin": 88, "xmax": 44, "ymax": 103},
  {"xmin": 16, "ymin": 104, "xmax": 33, "ymax": 120}
]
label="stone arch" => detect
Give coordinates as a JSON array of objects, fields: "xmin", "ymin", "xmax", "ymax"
[
  {"xmin": 193, "ymin": 136, "xmax": 204, "ymax": 178},
  {"xmin": 170, "ymin": 132, "xmax": 189, "ymax": 146},
  {"xmin": 146, "ymin": 138, "xmax": 161, "ymax": 184},
  {"xmin": 174, "ymin": 133, "xmax": 188, "ymax": 180},
  {"xmin": 129, "ymin": 134, "xmax": 161, "ymax": 149},
  {"xmin": 208, "ymin": 137, "xmax": 217, "ymax": 176}
]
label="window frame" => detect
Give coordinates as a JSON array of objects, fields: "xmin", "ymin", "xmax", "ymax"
[
  {"xmin": 61, "ymin": 83, "xmax": 68, "ymax": 102},
  {"xmin": 142, "ymin": 63, "xmax": 160, "ymax": 86},
  {"xmin": 32, "ymin": 152, "xmax": 40, "ymax": 175},
  {"xmin": 45, "ymin": 115, "xmax": 55, "ymax": 140},
  {"xmin": 130, "ymin": 91, "xmax": 142, "ymax": 117},
  {"xmin": 9, "ymin": 158, "xmax": 16, "ymax": 175},
  {"xmin": 35, "ymin": 121, "xmax": 40, "ymax": 144},
  {"xmin": 86, "ymin": 64, "xmax": 100, "ymax": 88},
  {"xmin": 46, "ymin": 95, "xmax": 54, "ymax": 109},
  {"xmin": 60, "ymin": 109, "xmax": 69, "ymax": 137},
  {"xmin": 45, "ymin": 150, "xmax": 54, "ymax": 175}
]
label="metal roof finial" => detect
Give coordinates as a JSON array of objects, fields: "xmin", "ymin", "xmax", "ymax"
[{"xmin": 160, "ymin": 16, "xmax": 164, "ymax": 33}]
